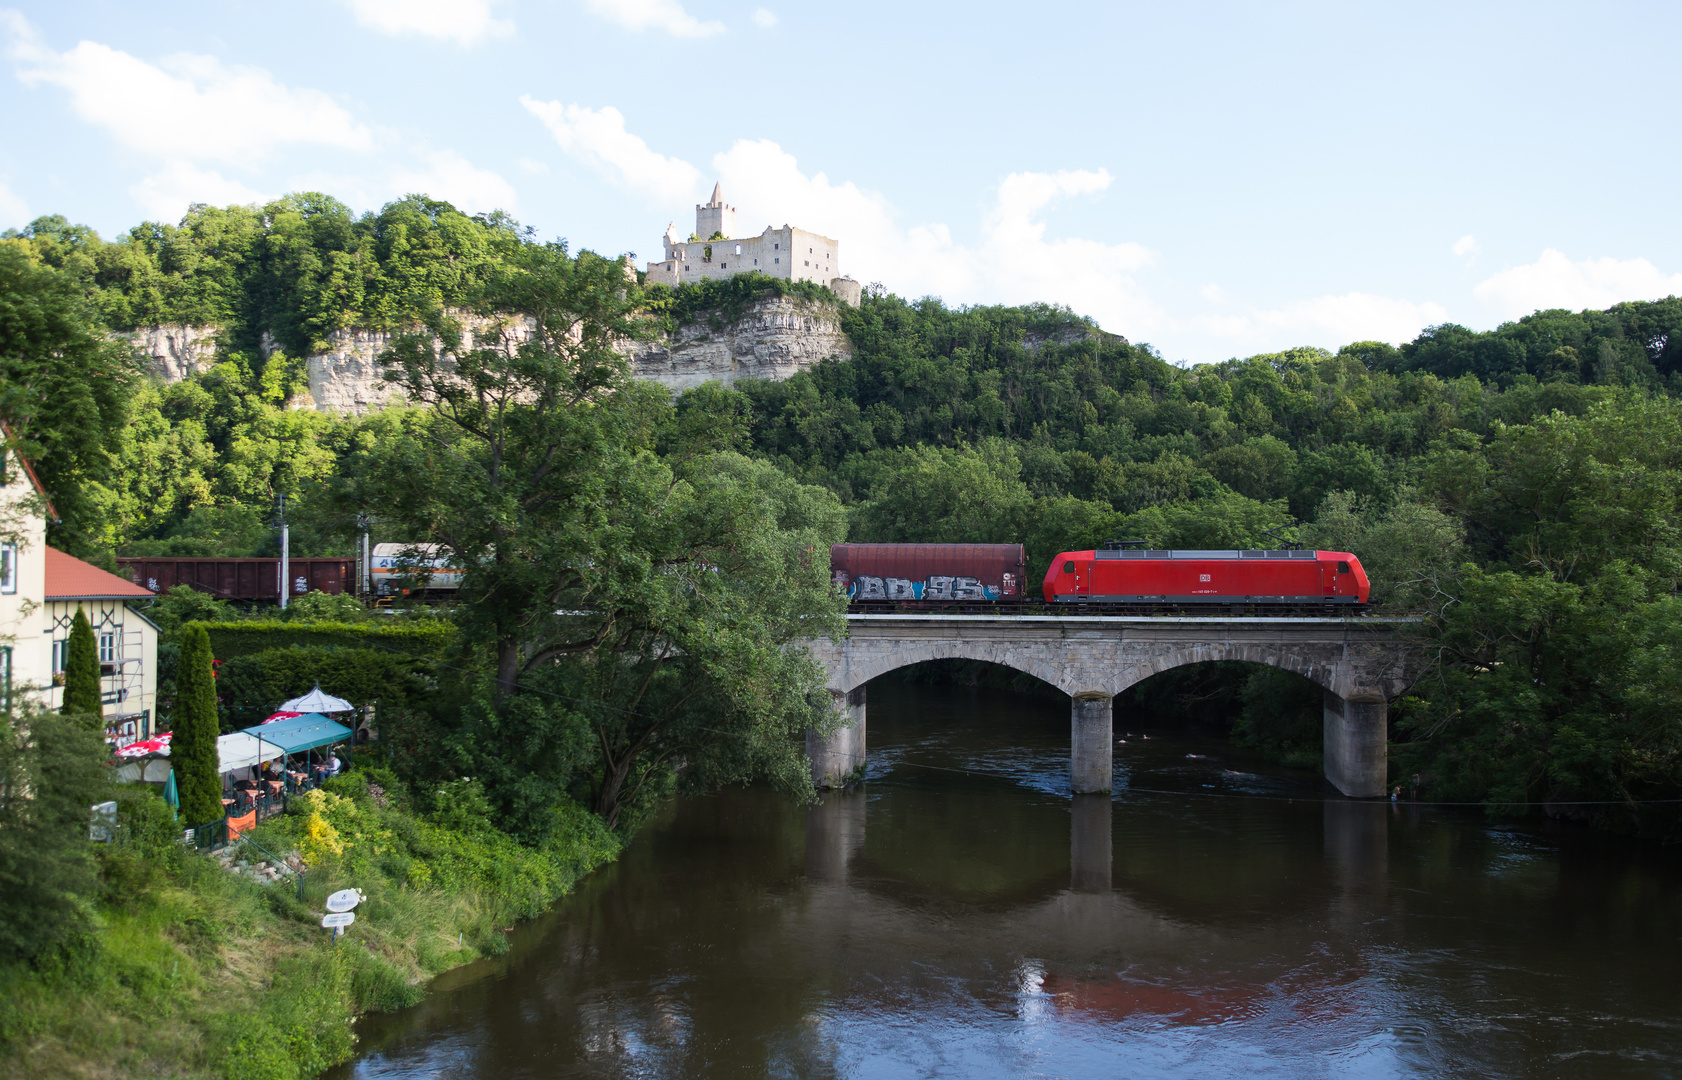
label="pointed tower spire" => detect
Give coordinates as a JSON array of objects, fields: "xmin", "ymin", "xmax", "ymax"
[{"xmin": 708, "ymin": 181, "xmax": 724, "ymax": 207}]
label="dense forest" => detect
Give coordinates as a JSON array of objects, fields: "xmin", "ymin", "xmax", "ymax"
[{"xmin": 5, "ymin": 194, "xmax": 1682, "ymax": 838}]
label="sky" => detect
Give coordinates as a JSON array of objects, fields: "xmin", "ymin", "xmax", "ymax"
[{"xmin": 1, "ymin": 0, "xmax": 1678, "ymax": 365}]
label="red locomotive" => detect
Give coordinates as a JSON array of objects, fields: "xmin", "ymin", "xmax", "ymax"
[{"xmin": 1041, "ymin": 546, "xmax": 1369, "ymax": 609}]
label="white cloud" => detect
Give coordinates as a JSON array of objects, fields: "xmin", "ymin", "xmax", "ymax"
[
  {"xmin": 3, "ymin": 12, "xmax": 512, "ymax": 221},
  {"xmin": 130, "ymin": 163, "xmax": 267, "ymax": 221},
  {"xmin": 710, "ymin": 139, "xmax": 1162, "ymax": 332},
  {"xmin": 4, "ymin": 15, "xmax": 371, "ymax": 164},
  {"xmin": 343, "ymin": 0, "xmax": 512, "ymax": 45},
  {"xmin": 518, "ymin": 157, "xmax": 550, "ymax": 174},
  {"xmin": 1200, "ymin": 283, "xmax": 1225, "ymax": 302},
  {"xmin": 521, "ymin": 97, "xmax": 703, "ymax": 204},
  {"xmin": 1473, "ymin": 249, "xmax": 1682, "ymax": 321},
  {"xmin": 1193, "ymin": 292, "xmax": 1447, "ymax": 353},
  {"xmin": 1253, "ymin": 293, "xmax": 1448, "ymax": 345},
  {"xmin": 1452, "ymin": 234, "xmax": 1478, "ymax": 258},
  {"xmin": 0, "ymin": 178, "xmax": 27, "ymax": 228},
  {"xmin": 389, "ymin": 150, "xmax": 518, "ymax": 212},
  {"xmin": 751, "ymin": 7, "xmax": 777, "ymax": 27},
  {"xmin": 582, "ymin": 0, "xmax": 724, "ymax": 38}
]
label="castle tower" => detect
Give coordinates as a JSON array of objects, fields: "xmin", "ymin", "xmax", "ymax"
[{"xmin": 695, "ymin": 182, "xmax": 736, "ymax": 240}]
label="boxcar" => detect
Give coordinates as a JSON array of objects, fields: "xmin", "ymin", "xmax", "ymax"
[
  {"xmin": 1041, "ymin": 548, "xmax": 1369, "ymax": 608},
  {"xmin": 832, "ymin": 543, "xmax": 1028, "ymax": 603},
  {"xmin": 117, "ymin": 558, "xmax": 356, "ymax": 602}
]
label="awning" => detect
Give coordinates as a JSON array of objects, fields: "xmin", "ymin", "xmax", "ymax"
[
  {"xmin": 279, "ymin": 685, "xmax": 354, "ymax": 713},
  {"xmin": 235, "ymin": 713, "xmax": 352, "ymax": 756},
  {"xmin": 218, "ymin": 731, "xmax": 281, "ymax": 774}
]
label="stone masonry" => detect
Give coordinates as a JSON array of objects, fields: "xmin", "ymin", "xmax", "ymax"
[{"xmin": 803, "ymin": 614, "xmax": 1419, "ymax": 800}]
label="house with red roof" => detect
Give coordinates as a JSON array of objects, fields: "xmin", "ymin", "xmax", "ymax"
[{"xmin": 2, "ymin": 431, "xmax": 159, "ymax": 744}]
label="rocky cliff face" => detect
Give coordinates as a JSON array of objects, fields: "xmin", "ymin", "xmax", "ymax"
[
  {"xmin": 124, "ymin": 295, "xmax": 851, "ymax": 413},
  {"xmin": 621, "ymin": 296, "xmax": 852, "ymax": 394},
  {"xmin": 125, "ymin": 325, "xmax": 220, "ymax": 382}
]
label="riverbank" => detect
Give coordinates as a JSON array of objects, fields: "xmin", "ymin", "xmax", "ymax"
[{"xmin": 0, "ymin": 766, "xmax": 620, "ymax": 1080}]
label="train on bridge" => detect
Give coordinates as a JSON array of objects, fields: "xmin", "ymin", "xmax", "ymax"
[{"xmin": 832, "ymin": 543, "xmax": 1369, "ymax": 615}]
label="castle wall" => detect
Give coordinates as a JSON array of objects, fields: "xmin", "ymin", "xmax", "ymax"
[{"xmin": 645, "ymin": 225, "xmax": 840, "ymax": 288}]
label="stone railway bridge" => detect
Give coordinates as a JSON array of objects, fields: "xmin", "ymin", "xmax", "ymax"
[{"xmin": 804, "ymin": 614, "xmax": 1421, "ymax": 799}]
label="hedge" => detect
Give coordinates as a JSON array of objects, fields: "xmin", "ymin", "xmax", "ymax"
[{"xmin": 189, "ymin": 620, "xmax": 456, "ymax": 661}]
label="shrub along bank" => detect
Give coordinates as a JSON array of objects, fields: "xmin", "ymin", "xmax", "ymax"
[{"xmin": 0, "ymin": 765, "xmax": 618, "ymax": 1080}]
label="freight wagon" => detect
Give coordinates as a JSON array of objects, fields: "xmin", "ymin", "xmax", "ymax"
[
  {"xmin": 369, "ymin": 543, "xmax": 463, "ymax": 596},
  {"xmin": 832, "ymin": 543, "xmax": 1028, "ymax": 606},
  {"xmin": 117, "ymin": 558, "xmax": 356, "ymax": 603},
  {"xmin": 1041, "ymin": 547, "xmax": 1369, "ymax": 610}
]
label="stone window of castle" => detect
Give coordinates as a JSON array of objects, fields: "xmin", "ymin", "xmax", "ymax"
[{"xmin": 735, "ymin": 244, "xmax": 742, "ymax": 255}]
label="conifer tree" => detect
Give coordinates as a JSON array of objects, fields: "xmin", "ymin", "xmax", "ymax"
[
  {"xmin": 59, "ymin": 607, "xmax": 102, "ymax": 726},
  {"xmin": 173, "ymin": 625, "xmax": 223, "ymax": 826}
]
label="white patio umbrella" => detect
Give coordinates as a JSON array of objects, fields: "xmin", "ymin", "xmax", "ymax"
[{"xmin": 278, "ymin": 684, "xmax": 354, "ymax": 714}]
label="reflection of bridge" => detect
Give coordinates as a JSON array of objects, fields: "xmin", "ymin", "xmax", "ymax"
[{"xmin": 805, "ymin": 614, "xmax": 1419, "ymax": 798}]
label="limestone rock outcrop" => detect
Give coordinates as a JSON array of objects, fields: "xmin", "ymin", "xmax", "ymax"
[
  {"xmin": 124, "ymin": 294, "xmax": 851, "ymax": 413},
  {"xmin": 621, "ymin": 295, "xmax": 852, "ymax": 393},
  {"xmin": 124, "ymin": 325, "xmax": 219, "ymax": 382}
]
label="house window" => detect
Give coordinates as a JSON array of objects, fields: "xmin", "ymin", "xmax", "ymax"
[
  {"xmin": 804, "ymin": 261, "xmax": 809, "ymax": 267},
  {"xmin": 52, "ymin": 639, "xmax": 67, "ymax": 673},
  {"xmin": 1, "ymin": 645, "xmax": 11, "ymax": 713},
  {"xmin": 99, "ymin": 632, "xmax": 117, "ymax": 664},
  {"xmin": 0, "ymin": 543, "xmax": 14, "ymax": 594}
]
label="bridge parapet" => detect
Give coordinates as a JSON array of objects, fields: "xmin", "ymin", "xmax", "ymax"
[{"xmin": 803, "ymin": 613, "xmax": 1421, "ymax": 799}]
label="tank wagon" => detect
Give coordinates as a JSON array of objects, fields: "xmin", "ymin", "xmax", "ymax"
[
  {"xmin": 118, "ymin": 557, "xmax": 355, "ymax": 602},
  {"xmin": 369, "ymin": 543, "xmax": 463, "ymax": 597},
  {"xmin": 832, "ymin": 544, "xmax": 1027, "ymax": 607},
  {"xmin": 1041, "ymin": 547, "xmax": 1369, "ymax": 610}
]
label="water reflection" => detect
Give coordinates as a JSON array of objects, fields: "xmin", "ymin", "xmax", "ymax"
[{"xmin": 333, "ymin": 680, "xmax": 1682, "ymax": 1080}]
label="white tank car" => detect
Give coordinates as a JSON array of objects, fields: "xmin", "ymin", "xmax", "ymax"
[{"xmin": 370, "ymin": 543, "xmax": 464, "ymax": 595}]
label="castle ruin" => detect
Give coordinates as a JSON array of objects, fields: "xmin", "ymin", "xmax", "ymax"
[{"xmin": 645, "ymin": 182, "xmax": 862, "ymax": 307}]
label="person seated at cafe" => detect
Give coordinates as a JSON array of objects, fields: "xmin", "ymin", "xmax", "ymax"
[
  {"xmin": 266, "ymin": 759, "xmax": 285, "ymax": 779},
  {"xmin": 325, "ymin": 753, "xmax": 342, "ymax": 778}
]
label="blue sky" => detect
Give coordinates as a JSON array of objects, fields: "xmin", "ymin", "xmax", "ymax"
[{"xmin": 2, "ymin": 0, "xmax": 1678, "ymax": 364}]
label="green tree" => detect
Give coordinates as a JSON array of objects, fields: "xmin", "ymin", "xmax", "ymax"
[
  {"xmin": 172, "ymin": 624, "xmax": 223, "ymax": 826},
  {"xmin": 0, "ymin": 706, "xmax": 107, "ymax": 964},
  {"xmin": 0, "ymin": 242, "xmax": 140, "ymax": 556},
  {"xmin": 354, "ymin": 242, "xmax": 847, "ymax": 832},
  {"xmin": 141, "ymin": 583, "xmax": 231, "ymax": 641},
  {"xmin": 60, "ymin": 606, "xmax": 102, "ymax": 724}
]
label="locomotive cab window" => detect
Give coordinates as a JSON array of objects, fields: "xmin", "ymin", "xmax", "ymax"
[
  {"xmin": 1337, "ymin": 561, "xmax": 1351, "ymax": 574},
  {"xmin": 1063, "ymin": 561, "xmax": 1076, "ymax": 573}
]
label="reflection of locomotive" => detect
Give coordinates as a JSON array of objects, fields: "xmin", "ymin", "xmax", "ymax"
[{"xmin": 834, "ymin": 542, "xmax": 1370, "ymax": 613}]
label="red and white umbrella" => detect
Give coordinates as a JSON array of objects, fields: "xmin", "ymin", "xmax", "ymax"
[
  {"xmin": 262, "ymin": 711, "xmax": 303, "ymax": 725},
  {"xmin": 115, "ymin": 732, "xmax": 172, "ymax": 758}
]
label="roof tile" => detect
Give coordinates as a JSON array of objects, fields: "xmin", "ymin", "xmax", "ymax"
[{"xmin": 44, "ymin": 547, "xmax": 155, "ymax": 600}]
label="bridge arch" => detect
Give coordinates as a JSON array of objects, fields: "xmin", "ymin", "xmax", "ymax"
[
  {"xmin": 825, "ymin": 640, "xmax": 1080, "ymax": 697},
  {"xmin": 1105, "ymin": 644, "xmax": 1340, "ymax": 699}
]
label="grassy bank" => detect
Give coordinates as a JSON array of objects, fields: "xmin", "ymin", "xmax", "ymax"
[{"xmin": 0, "ymin": 765, "xmax": 619, "ymax": 1080}]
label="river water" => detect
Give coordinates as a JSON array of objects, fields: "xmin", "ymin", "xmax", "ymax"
[{"xmin": 332, "ymin": 680, "xmax": 1682, "ymax": 1079}]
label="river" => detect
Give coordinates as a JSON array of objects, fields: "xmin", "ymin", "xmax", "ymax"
[{"xmin": 331, "ymin": 679, "xmax": 1682, "ymax": 1079}]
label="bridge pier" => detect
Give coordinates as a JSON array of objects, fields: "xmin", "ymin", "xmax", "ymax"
[
  {"xmin": 810, "ymin": 686, "xmax": 866, "ymax": 789},
  {"xmin": 1323, "ymin": 691, "xmax": 1387, "ymax": 798},
  {"xmin": 1071, "ymin": 694, "xmax": 1114, "ymax": 794}
]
